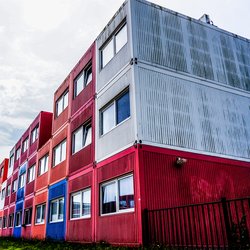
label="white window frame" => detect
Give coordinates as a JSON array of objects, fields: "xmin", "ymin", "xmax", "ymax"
[
  {"xmin": 74, "ymin": 62, "xmax": 92, "ymax": 98},
  {"xmin": 35, "ymin": 203, "xmax": 46, "ymax": 225},
  {"xmin": 31, "ymin": 126, "xmax": 39, "ymax": 144},
  {"xmin": 9, "ymin": 154, "xmax": 14, "ymax": 169},
  {"xmin": 53, "ymin": 140, "xmax": 66, "ymax": 167},
  {"xmin": 18, "ymin": 172, "xmax": 26, "ymax": 188},
  {"xmin": 100, "ymin": 89, "xmax": 130, "ymax": 135},
  {"xmin": 70, "ymin": 188, "xmax": 91, "ymax": 220},
  {"xmin": 15, "ymin": 211, "xmax": 22, "ymax": 227},
  {"xmin": 56, "ymin": 90, "xmax": 68, "ymax": 117},
  {"xmin": 15, "ymin": 147, "xmax": 21, "ymax": 161},
  {"xmin": 24, "ymin": 208, "xmax": 32, "ymax": 226},
  {"xmin": 8, "ymin": 213, "xmax": 14, "ymax": 228},
  {"xmin": 72, "ymin": 122, "xmax": 92, "ymax": 154},
  {"xmin": 100, "ymin": 174, "xmax": 134, "ymax": 216},
  {"xmin": 6, "ymin": 184, "xmax": 11, "ymax": 196},
  {"xmin": 1, "ymin": 188, "xmax": 5, "ymax": 200},
  {"xmin": 49, "ymin": 197, "xmax": 64, "ymax": 223},
  {"xmin": 12, "ymin": 179, "xmax": 18, "ymax": 193},
  {"xmin": 101, "ymin": 23, "xmax": 127, "ymax": 68},
  {"xmin": 22, "ymin": 137, "xmax": 29, "ymax": 153},
  {"xmin": 38, "ymin": 154, "xmax": 49, "ymax": 176},
  {"xmin": 27, "ymin": 164, "xmax": 35, "ymax": 183}
]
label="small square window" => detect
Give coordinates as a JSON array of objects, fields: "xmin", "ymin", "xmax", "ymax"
[
  {"xmin": 101, "ymin": 89, "xmax": 130, "ymax": 135},
  {"xmin": 50, "ymin": 198, "xmax": 64, "ymax": 223},
  {"xmin": 53, "ymin": 140, "xmax": 66, "ymax": 166},
  {"xmin": 72, "ymin": 123, "xmax": 92, "ymax": 154},
  {"xmin": 56, "ymin": 90, "xmax": 68, "ymax": 117},
  {"xmin": 101, "ymin": 174, "xmax": 134, "ymax": 215}
]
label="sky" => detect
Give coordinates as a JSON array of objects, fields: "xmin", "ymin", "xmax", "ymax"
[{"xmin": 0, "ymin": 0, "xmax": 249, "ymax": 163}]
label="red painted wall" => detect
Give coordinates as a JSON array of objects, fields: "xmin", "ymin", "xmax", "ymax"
[
  {"xmin": 69, "ymin": 104, "xmax": 94, "ymax": 175},
  {"xmin": 32, "ymin": 191, "xmax": 48, "ymax": 239},
  {"xmin": 139, "ymin": 145, "xmax": 250, "ymax": 210},
  {"xmin": 95, "ymin": 149, "xmax": 139, "ymax": 245},
  {"xmin": 49, "ymin": 126, "xmax": 68, "ymax": 185},
  {"xmin": 38, "ymin": 112, "xmax": 53, "ymax": 149},
  {"xmin": 9, "ymin": 170, "xmax": 18, "ymax": 205},
  {"xmin": 4, "ymin": 177, "xmax": 12, "ymax": 207},
  {"xmin": 35, "ymin": 141, "xmax": 51, "ymax": 192},
  {"xmin": 22, "ymin": 197, "xmax": 33, "ymax": 239},
  {"xmin": 0, "ymin": 159, "xmax": 9, "ymax": 184},
  {"xmin": 14, "ymin": 140, "xmax": 21, "ymax": 171},
  {"xmin": 28, "ymin": 113, "xmax": 40, "ymax": 158},
  {"xmin": 67, "ymin": 170, "xmax": 93, "ymax": 242},
  {"xmin": 19, "ymin": 129, "xmax": 30, "ymax": 165},
  {"xmin": 52, "ymin": 76, "xmax": 71, "ymax": 134}
]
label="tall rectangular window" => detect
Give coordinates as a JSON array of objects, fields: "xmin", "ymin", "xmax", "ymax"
[
  {"xmin": 38, "ymin": 154, "xmax": 49, "ymax": 176},
  {"xmin": 18, "ymin": 172, "xmax": 26, "ymax": 188},
  {"xmin": 24, "ymin": 208, "xmax": 32, "ymax": 225},
  {"xmin": 8, "ymin": 214, "xmax": 14, "ymax": 227},
  {"xmin": 101, "ymin": 89, "xmax": 130, "ymax": 135},
  {"xmin": 6, "ymin": 184, "xmax": 11, "ymax": 196},
  {"xmin": 72, "ymin": 123, "xmax": 92, "ymax": 154},
  {"xmin": 2, "ymin": 216, "xmax": 7, "ymax": 228},
  {"xmin": 22, "ymin": 137, "xmax": 29, "ymax": 153},
  {"xmin": 15, "ymin": 211, "xmax": 22, "ymax": 227},
  {"xmin": 1, "ymin": 188, "xmax": 5, "ymax": 200},
  {"xmin": 101, "ymin": 174, "xmax": 134, "ymax": 215},
  {"xmin": 9, "ymin": 154, "xmax": 14, "ymax": 169},
  {"xmin": 56, "ymin": 90, "xmax": 68, "ymax": 117},
  {"xmin": 70, "ymin": 188, "xmax": 91, "ymax": 219},
  {"xmin": 53, "ymin": 140, "xmax": 66, "ymax": 166},
  {"xmin": 74, "ymin": 63, "xmax": 92, "ymax": 98},
  {"xmin": 31, "ymin": 126, "xmax": 39, "ymax": 144},
  {"xmin": 101, "ymin": 23, "xmax": 127, "ymax": 68},
  {"xmin": 50, "ymin": 198, "xmax": 64, "ymax": 222},
  {"xmin": 12, "ymin": 179, "xmax": 18, "ymax": 193},
  {"xmin": 35, "ymin": 203, "xmax": 46, "ymax": 224},
  {"xmin": 27, "ymin": 165, "xmax": 35, "ymax": 183},
  {"xmin": 15, "ymin": 147, "xmax": 21, "ymax": 161}
]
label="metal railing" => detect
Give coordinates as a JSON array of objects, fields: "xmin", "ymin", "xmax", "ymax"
[{"xmin": 143, "ymin": 197, "xmax": 250, "ymax": 249}]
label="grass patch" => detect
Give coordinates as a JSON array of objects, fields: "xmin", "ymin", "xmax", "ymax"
[{"xmin": 0, "ymin": 237, "xmax": 137, "ymax": 250}]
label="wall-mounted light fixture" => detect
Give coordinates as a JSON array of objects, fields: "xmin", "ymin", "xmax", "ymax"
[{"xmin": 175, "ymin": 157, "xmax": 187, "ymax": 167}]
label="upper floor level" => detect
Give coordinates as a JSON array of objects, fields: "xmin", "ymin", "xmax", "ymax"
[{"xmin": 0, "ymin": 159, "xmax": 8, "ymax": 185}]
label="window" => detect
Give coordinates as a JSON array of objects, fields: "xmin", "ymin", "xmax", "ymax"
[
  {"xmin": 72, "ymin": 123, "xmax": 92, "ymax": 154},
  {"xmin": 27, "ymin": 165, "xmax": 35, "ymax": 183},
  {"xmin": 18, "ymin": 172, "xmax": 26, "ymax": 188},
  {"xmin": 31, "ymin": 126, "xmax": 39, "ymax": 144},
  {"xmin": 24, "ymin": 208, "xmax": 32, "ymax": 225},
  {"xmin": 71, "ymin": 189, "xmax": 91, "ymax": 219},
  {"xmin": 0, "ymin": 217, "xmax": 2, "ymax": 229},
  {"xmin": 101, "ymin": 23, "xmax": 127, "ymax": 68},
  {"xmin": 1, "ymin": 188, "xmax": 5, "ymax": 200},
  {"xmin": 12, "ymin": 179, "xmax": 18, "ymax": 193},
  {"xmin": 101, "ymin": 174, "xmax": 134, "ymax": 215},
  {"xmin": 8, "ymin": 214, "xmax": 14, "ymax": 227},
  {"xmin": 53, "ymin": 140, "xmax": 66, "ymax": 166},
  {"xmin": 74, "ymin": 63, "xmax": 92, "ymax": 98},
  {"xmin": 15, "ymin": 147, "xmax": 21, "ymax": 161},
  {"xmin": 22, "ymin": 137, "xmax": 29, "ymax": 153},
  {"xmin": 6, "ymin": 185, "xmax": 11, "ymax": 196},
  {"xmin": 0, "ymin": 167, "xmax": 3, "ymax": 177},
  {"xmin": 35, "ymin": 204, "xmax": 46, "ymax": 224},
  {"xmin": 38, "ymin": 154, "xmax": 49, "ymax": 176},
  {"xmin": 9, "ymin": 154, "xmax": 14, "ymax": 169},
  {"xmin": 50, "ymin": 198, "xmax": 64, "ymax": 222},
  {"xmin": 2, "ymin": 216, "xmax": 7, "ymax": 228},
  {"xmin": 56, "ymin": 90, "xmax": 68, "ymax": 117},
  {"xmin": 15, "ymin": 211, "xmax": 22, "ymax": 227},
  {"xmin": 101, "ymin": 90, "xmax": 130, "ymax": 135}
]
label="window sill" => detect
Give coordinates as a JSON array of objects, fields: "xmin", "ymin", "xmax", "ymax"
[
  {"xmin": 35, "ymin": 222, "xmax": 45, "ymax": 225},
  {"xmin": 100, "ymin": 208, "xmax": 135, "ymax": 217},
  {"xmin": 49, "ymin": 219, "xmax": 64, "ymax": 224},
  {"xmin": 70, "ymin": 215, "xmax": 91, "ymax": 221},
  {"xmin": 100, "ymin": 116, "xmax": 131, "ymax": 138}
]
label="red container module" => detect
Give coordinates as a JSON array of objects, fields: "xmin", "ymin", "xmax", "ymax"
[{"xmin": 0, "ymin": 159, "xmax": 8, "ymax": 184}]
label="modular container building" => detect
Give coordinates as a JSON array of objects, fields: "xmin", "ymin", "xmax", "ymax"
[{"xmin": 0, "ymin": 0, "xmax": 249, "ymax": 247}]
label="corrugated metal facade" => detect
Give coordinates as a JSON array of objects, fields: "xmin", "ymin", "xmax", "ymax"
[{"xmin": 131, "ymin": 0, "xmax": 250, "ymax": 91}]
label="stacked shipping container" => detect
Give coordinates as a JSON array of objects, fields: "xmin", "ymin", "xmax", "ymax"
[{"xmin": 0, "ymin": 0, "xmax": 249, "ymax": 246}]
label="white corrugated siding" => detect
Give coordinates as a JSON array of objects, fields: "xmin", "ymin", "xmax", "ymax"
[{"xmin": 137, "ymin": 67, "xmax": 250, "ymax": 158}]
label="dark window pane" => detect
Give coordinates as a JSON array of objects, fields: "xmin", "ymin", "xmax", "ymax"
[
  {"xmin": 102, "ymin": 182, "xmax": 116, "ymax": 214},
  {"xmin": 116, "ymin": 91, "xmax": 130, "ymax": 124}
]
